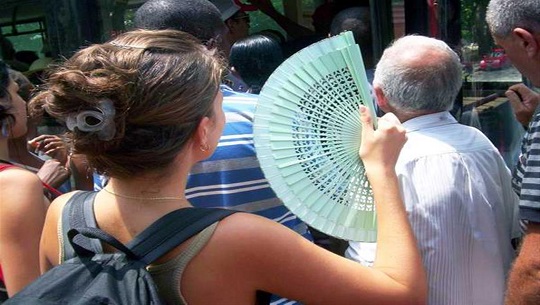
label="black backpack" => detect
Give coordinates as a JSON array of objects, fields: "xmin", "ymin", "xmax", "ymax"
[{"xmin": 6, "ymin": 191, "xmax": 236, "ymax": 305}]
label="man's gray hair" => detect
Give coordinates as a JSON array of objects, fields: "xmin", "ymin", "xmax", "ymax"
[
  {"xmin": 486, "ymin": 0, "xmax": 540, "ymax": 37},
  {"xmin": 373, "ymin": 35, "xmax": 462, "ymax": 114}
]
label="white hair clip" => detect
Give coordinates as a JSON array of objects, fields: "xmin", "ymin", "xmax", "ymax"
[{"xmin": 66, "ymin": 99, "xmax": 116, "ymax": 141}]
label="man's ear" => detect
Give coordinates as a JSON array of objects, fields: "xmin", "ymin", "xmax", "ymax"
[
  {"xmin": 225, "ymin": 19, "xmax": 236, "ymax": 32},
  {"xmin": 373, "ymin": 84, "xmax": 390, "ymax": 112},
  {"xmin": 513, "ymin": 27, "xmax": 540, "ymax": 58}
]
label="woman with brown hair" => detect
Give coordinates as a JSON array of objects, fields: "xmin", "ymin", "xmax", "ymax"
[{"xmin": 36, "ymin": 29, "xmax": 426, "ymax": 305}]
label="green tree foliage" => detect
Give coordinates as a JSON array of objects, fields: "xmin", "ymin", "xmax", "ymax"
[{"xmin": 461, "ymin": 0, "xmax": 492, "ymax": 54}]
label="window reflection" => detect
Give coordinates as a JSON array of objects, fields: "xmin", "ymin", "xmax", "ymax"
[{"xmin": 460, "ymin": 0, "xmax": 524, "ymax": 169}]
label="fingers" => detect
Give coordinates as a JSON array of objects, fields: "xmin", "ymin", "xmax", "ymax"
[
  {"xmin": 360, "ymin": 106, "xmax": 406, "ymax": 146},
  {"xmin": 29, "ymin": 135, "xmax": 66, "ymax": 155},
  {"xmin": 378, "ymin": 112, "xmax": 401, "ymax": 126},
  {"xmin": 29, "ymin": 134, "xmax": 62, "ymax": 145},
  {"xmin": 359, "ymin": 106, "xmax": 407, "ymax": 169},
  {"xmin": 506, "ymin": 84, "xmax": 539, "ymax": 125},
  {"xmin": 28, "ymin": 134, "xmax": 69, "ymax": 165},
  {"xmin": 507, "ymin": 83, "xmax": 540, "ymax": 104},
  {"xmin": 29, "ymin": 135, "xmax": 56, "ymax": 148},
  {"xmin": 376, "ymin": 112, "xmax": 406, "ymax": 140},
  {"xmin": 508, "ymin": 83, "xmax": 531, "ymax": 97},
  {"xmin": 42, "ymin": 137, "xmax": 63, "ymax": 147},
  {"xmin": 29, "ymin": 134, "xmax": 50, "ymax": 144},
  {"xmin": 45, "ymin": 147, "xmax": 62, "ymax": 156},
  {"xmin": 43, "ymin": 140, "xmax": 65, "ymax": 151},
  {"xmin": 505, "ymin": 89, "xmax": 524, "ymax": 111}
]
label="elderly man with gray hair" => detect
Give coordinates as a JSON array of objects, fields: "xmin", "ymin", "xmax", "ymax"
[
  {"xmin": 486, "ymin": 1, "xmax": 540, "ymax": 304},
  {"xmin": 346, "ymin": 35, "xmax": 520, "ymax": 305}
]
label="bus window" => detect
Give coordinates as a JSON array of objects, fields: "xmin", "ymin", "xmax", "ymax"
[
  {"xmin": 1, "ymin": 1, "xmax": 47, "ymax": 73},
  {"xmin": 2, "ymin": 22, "xmax": 45, "ymax": 56},
  {"xmin": 459, "ymin": 0, "xmax": 524, "ymax": 169},
  {"xmin": 249, "ymin": 0, "xmax": 287, "ymax": 38}
]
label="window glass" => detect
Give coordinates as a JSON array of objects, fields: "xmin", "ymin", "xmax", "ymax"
[
  {"xmin": 1, "ymin": 22, "xmax": 44, "ymax": 57},
  {"xmin": 460, "ymin": 0, "xmax": 524, "ymax": 169},
  {"xmin": 248, "ymin": 0, "xmax": 286, "ymax": 37},
  {"xmin": 121, "ymin": 1, "xmax": 287, "ymax": 37}
]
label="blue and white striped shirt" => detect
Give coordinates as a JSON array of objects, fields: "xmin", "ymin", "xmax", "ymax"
[{"xmin": 512, "ymin": 110, "xmax": 540, "ymax": 222}]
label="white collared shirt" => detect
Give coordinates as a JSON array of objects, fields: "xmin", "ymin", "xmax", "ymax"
[{"xmin": 347, "ymin": 111, "xmax": 520, "ymax": 305}]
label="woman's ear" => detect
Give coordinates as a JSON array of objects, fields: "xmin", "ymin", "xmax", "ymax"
[{"xmin": 194, "ymin": 116, "xmax": 212, "ymax": 153}]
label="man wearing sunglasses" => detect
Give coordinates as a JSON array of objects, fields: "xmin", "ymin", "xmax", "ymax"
[{"xmin": 211, "ymin": 0, "xmax": 252, "ymax": 46}]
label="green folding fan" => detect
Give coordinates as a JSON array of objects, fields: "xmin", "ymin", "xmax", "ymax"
[{"xmin": 253, "ymin": 31, "xmax": 378, "ymax": 242}]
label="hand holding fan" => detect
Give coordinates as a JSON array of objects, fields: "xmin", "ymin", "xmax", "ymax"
[{"xmin": 253, "ymin": 31, "xmax": 378, "ymax": 242}]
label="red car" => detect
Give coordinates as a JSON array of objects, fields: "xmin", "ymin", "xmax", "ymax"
[{"xmin": 479, "ymin": 48, "xmax": 509, "ymax": 70}]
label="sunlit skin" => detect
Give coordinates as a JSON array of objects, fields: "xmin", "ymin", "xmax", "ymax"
[
  {"xmin": 493, "ymin": 32, "xmax": 540, "ymax": 87},
  {"xmin": 0, "ymin": 78, "xmax": 47, "ymax": 296}
]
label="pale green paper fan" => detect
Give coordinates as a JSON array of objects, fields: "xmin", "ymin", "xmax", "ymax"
[{"xmin": 253, "ymin": 31, "xmax": 378, "ymax": 242}]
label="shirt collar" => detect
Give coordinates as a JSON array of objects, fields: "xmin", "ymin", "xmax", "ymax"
[
  {"xmin": 220, "ymin": 83, "xmax": 234, "ymax": 91},
  {"xmin": 402, "ymin": 111, "xmax": 458, "ymax": 133}
]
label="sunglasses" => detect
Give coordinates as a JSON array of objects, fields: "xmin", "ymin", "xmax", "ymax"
[{"xmin": 232, "ymin": 13, "xmax": 250, "ymax": 23}]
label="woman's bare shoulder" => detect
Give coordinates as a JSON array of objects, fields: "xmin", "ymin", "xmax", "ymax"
[
  {"xmin": 46, "ymin": 191, "xmax": 81, "ymax": 221},
  {"xmin": 0, "ymin": 168, "xmax": 43, "ymax": 211},
  {"xmin": 0, "ymin": 165, "xmax": 41, "ymax": 187}
]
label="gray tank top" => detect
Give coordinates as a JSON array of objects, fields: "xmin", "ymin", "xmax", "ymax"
[{"xmin": 146, "ymin": 222, "xmax": 218, "ymax": 305}]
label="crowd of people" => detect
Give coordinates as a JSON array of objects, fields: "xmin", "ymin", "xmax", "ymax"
[{"xmin": 0, "ymin": 0, "xmax": 540, "ymax": 304}]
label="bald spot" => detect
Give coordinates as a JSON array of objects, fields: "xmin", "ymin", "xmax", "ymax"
[{"xmin": 386, "ymin": 42, "xmax": 449, "ymax": 69}]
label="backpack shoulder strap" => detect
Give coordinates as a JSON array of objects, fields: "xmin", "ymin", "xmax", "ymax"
[
  {"xmin": 128, "ymin": 208, "xmax": 237, "ymax": 264},
  {"xmin": 61, "ymin": 191, "xmax": 103, "ymax": 260}
]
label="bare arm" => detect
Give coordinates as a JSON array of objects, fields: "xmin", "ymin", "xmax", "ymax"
[
  {"xmin": 184, "ymin": 106, "xmax": 426, "ymax": 304},
  {"xmin": 30, "ymin": 134, "xmax": 94, "ymax": 191},
  {"xmin": 0, "ymin": 169, "xmax": 47, "ymax": 296},
  {"xmin": 505, "ymin": 222, "xmax": 540, "ymax": 305},
  {"xmin": 359, "ymin": 108, "xmax": 426, "ymax": 294},
  {"xmin": 36, "ymin": 159, "xmax": 70, "ymax": 190},
  {"xmin": 30, "ymin": 135, "xmax": 71, "ymax": 189}
]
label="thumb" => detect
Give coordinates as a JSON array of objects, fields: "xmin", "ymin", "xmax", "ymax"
[
  {"xmin": 506, "ymin": 89, "xmax": 524, "ymax": 110},
  {"xmin": 508, "ymin": 83, "xmax": 530, "ymax": 97},
  {"xmin": 360, "ymin": 105, "xmax": 374, "ymax": 141}
]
